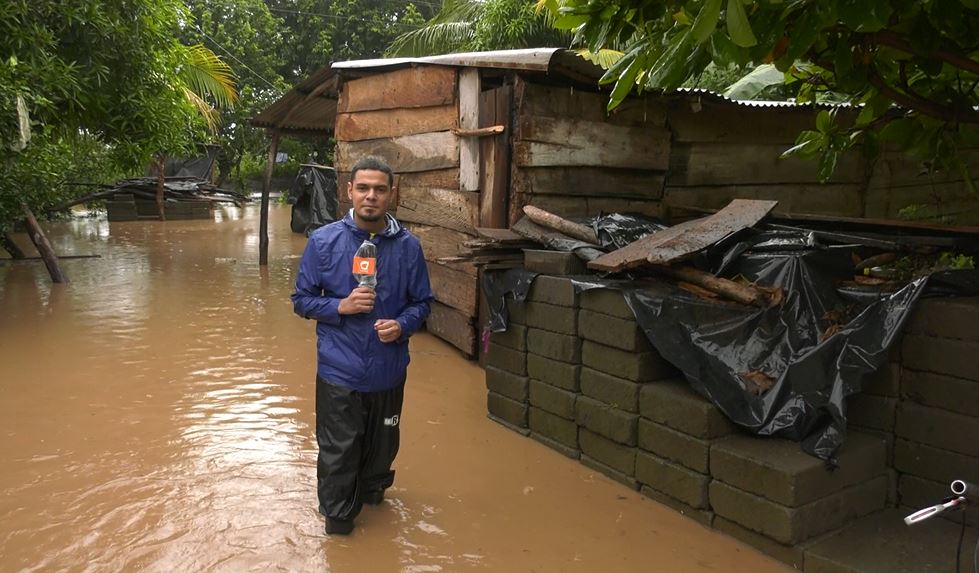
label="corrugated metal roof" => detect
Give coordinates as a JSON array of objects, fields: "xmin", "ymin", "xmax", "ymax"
[
  {"xmin": 675, "ymin": 87, "xmax": 852, "ymax": 110},
  {"xmin": 250, "ymin": 66, "xmax": 339, "ymax": 133},
  {"xmin": 332, "ymin": 48, "xmax": 568, "ymax": 72}
]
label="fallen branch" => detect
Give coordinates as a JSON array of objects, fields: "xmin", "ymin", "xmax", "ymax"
[
  {"xmin": 656, "ymin": 265, "xmax": 770, "ymax": 307},
  {"xmin": 511, "ymin": 217, "xmax": 604, "ymax": 261},
  {"xmin": 522, "ymin": 205, "xmax": 599, "ymax": 245}
]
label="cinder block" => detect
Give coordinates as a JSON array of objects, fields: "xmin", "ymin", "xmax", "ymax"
[
  {"xmin": 906, "ymin": 296, "xmax": 979, "ymax": 342},
  {"xmin": 527, "ymin": 353, "xmax": 579, "ymax": 392},
  {"xmin": 490, "ymin": 323, "xmax": 527, "ymax": 351},
  {"xmin": 579, "ymin": 428, "xmax": 636, "ymax": 478},
  {"xmin": 529, "ymin": 379, "xmax": 576, "ymax": 420},
  {"xmin": 581, "ymin": 455, "xmax": 639, "ymax": 490},
  {"xmin": 847, "ymin": 394, "xmax": 897, "ymax": 432},
  {"xmin": 635, "ymin": 451, "xmax": 710, "ymax": 509},
  {"xmin": 712, "ymin": 517, "xmax": 804, "ymax": 569},
  {"xmin": 638, "ymin": 419, "xmax": 710, "ymax": 474},
  {"xmin": 485, "ymin": 366, "xmax": 528, "ymax": 402},
  {"xmin": 862, "ymin": 362, "xmax": 900, "ymax": 397},
  {"xmin": 527, "ymin": 328, "xmax": 580, "ymax": 363},
  {"xmin": 577, "ymin": 309, "xmax": 652, "ymax": 353},
  {"xmin": 899, "ymin": 474, "xmax": 979, "ymax": 527},
  {"xmin": 505, "ymin": 298, "xmax": 527, "ymax": 325},
  {"xmin": 902, "ymin": 368, "xmax": 979, "ymax": 418},
  {"xmin": 639, "ymin": 379, "xmax": 736, "ymax": 439},
  {"xmin": 528, "ymin": 275, "xmax": 579, "ymax": 307},
  {"xmin": 530, "ymin": 432, "xmax": 580, "ymax": 460},
  {"xmin": 640, "ymin": 486, "xmax": 714, "ymax": 528},
  {"xmin": 523, "ymin": 249, "xmax": 585, "ymax": 275},
  {"xmin": 580, "ymin": 367, "xmax": 640, "ymax": 413},
  {"xmin": 709, "ymin": 432, "xmax": 887, "ymax": 507},
  {"xmin": 575, "ymin": 396, "xmax": 638, "ymax": 446},
  {"xmin": 523, "ymin": 301, "xmax": 577, "ymax": 335},
  {"xmin": 582, "ymin": 341, "xmax": 677, "ymax": 383},
  {"xmin": 580, "ymin": 288, "xmax": 633, "ymax": 319},
  {"xmin": 487, "ymin": 392, "xmax": 528, "ymax": 429},
  {"xmin": 486, "ymin": 342, "xmax": 526, "ymax": 376},
  {"xmin": 529, "ymin": 407, "xmax": 578, "ymax": 449},
  {"xmin": 902, "ymin": 334, "xmax": 979, "ymax": 382},
  {"xmin": 895, "ymin": 402, "xmax": 979, "ymax": 458},
  {"xmin": 709, "ymin": 476, "xmax": 887, "ymax": 545},
  {"xmin": 893, "ymin": 439, "xmax": 979, "ymax": 486}
]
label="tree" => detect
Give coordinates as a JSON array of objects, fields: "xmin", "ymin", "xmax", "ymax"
[
  {"xmin": 387, "ymin": 0, "xmax": 571, "ymax": 57},
  {"xmin": 539, "ymin": 0, "xmax": 979, "ymax": 188}
]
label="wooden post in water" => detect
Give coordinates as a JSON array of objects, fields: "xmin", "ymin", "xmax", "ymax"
[
  {"xmin": 21, "ymin": 203, "xmax": 67, "ymax": 283},
  {"xmin": 260, "ymin": 131, "xmax": 280, "ymax": 266},
  {"xmin": 155, "ymin": 155, "xmax": 167, "ymax": 221}
]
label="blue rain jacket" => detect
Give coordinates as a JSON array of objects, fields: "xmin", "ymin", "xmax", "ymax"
[{"xmin": 291, "ymin": 211, "xmax": 433, "ymax": 392}]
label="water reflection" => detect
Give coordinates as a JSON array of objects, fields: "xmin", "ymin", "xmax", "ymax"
[{"xmin": 0, "ymin": 206, "xmax": 791, "ymax": 572}]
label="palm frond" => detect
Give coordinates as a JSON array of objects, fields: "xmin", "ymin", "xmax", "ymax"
[
  {"xmin": 181, "ymin": 86, "xmax": 221, "ymax": 133},
  {"xmin": 575, "ymin": 48, "xmax": 624, "ymax": 70},
  {"xmin": 179, "ymin": 44, "xmax": 238, "ymax": 109},
  {"xmin": 386, "ymin": 22, "xmax": 477, "ymax": 57}
]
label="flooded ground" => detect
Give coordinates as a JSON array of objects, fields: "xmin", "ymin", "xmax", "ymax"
[{"xmin": 0, "ymin": 205, "xmax": 790, "ymax": 572}]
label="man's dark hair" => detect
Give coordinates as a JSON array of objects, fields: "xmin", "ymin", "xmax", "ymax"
[{"xmin": 350, "ymin": 156, "xmax": 394, "ymax": 187}]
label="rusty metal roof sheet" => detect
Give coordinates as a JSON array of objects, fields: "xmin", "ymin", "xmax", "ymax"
[{"xmin": 250, "ymin": 66, "xmax": 339, "ymax": 133}]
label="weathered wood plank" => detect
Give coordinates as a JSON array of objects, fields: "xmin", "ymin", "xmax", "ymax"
[
  {"xmin": 397, "ymin": 187, "xmax": 479, "ymax": 234},
  {"xmin": 335, "ymin": 105, "xmax": 458, "ymax": 141},
  {"xmin": 524, "ymin": 193, "xmax": 662, "ymax": 219},
  {"xmin": 399, "ymin": 168, "xmax": 460, "ymax": 190},
  {"xmin": 459, "ymin": 68, "xmax": 480, "ymax": 192},
  {"xmin": 338, "ymin": 66, "xmax": 456, "ymax": 113},
  {"xmin": 668, "ymin": 102, "xmax": 826, "ymax": 144},
  {"xmin": 667, "ymin": 142, "xmax": 866, "ymax": 186},
  {"xmin": 512, "ymin": 167, "xmax": 664, "ymax": 199},
  {"xmin": 517, "ymin": 80, "xmax": 667, "ymax": 126},
  {"xmin": 404, "ymin": 222, "xmax": 472, "ymax": 261},
  {"xmin": 336, "ymin": 132, "xmax": 459, "ymax": 173},
  {"xmin": 426, "ymin": 301, "xmax": 476, "ymax": 357},
  {"xmin": 479, "ymin": 85, "xmax": 511, "ymax": 228},
  {"xmin": 663, "ymin": 183, "xmax": 864, "ymax": 218},
  {"xmin": 588, "ymin": 199, "xmax": 778, "ymax": 272},
  {"xmin": 514, "ymin": 116, "xmax": 670, "ymax": 170},
  {"xmin": 428, "ymin": 261, "xmax": 478, "ymax": 316}
]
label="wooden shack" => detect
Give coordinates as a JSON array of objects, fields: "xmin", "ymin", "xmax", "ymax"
[{"xmin": 254, "ymin": 48, "xmax": 979, "ymax": 358}]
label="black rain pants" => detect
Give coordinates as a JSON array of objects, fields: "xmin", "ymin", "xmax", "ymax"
[{"xmin": 315, "ymin": 375, "xmax": 404, "ymax": 522}]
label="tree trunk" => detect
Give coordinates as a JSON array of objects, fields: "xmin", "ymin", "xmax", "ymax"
[
  {"xmin": 2, "ymin": 233, "xmax": 26, "ymax": 259},
  {"xmin": 156, "ymin": 155, "xmax": 166, "ymax": 221},
  {"xmin": 260, "ymin": 132, "xmax": 280, "ymax": 266},
  {"xmin": 21, "ymin": 204, "xmax": 67, "ymax": 283}
]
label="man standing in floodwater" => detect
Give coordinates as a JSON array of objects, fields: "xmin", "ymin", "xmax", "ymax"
[{"xmin": 291, "ymin": 156, "xmax": 433, "ymax": 536}]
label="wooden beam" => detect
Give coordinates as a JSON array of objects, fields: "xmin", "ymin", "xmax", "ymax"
[
  {"xmin": 428, "ymin": 261, "xmax": 478, "ymax": 316},
  {"xmin": 335, "ymin": 131, "xmax": 459, "ymax": 173},
  {"xmin": 338, "ymin": 66, "xmax": 456, "ymax": 113},
  {"xmin": 21, "ymin": 204, "xmax": 67, "ymax": 283},
  {"xmin": 459, "ymin": 68, "xmax": 480, "ymax": 193},
  {"xmin": 513, "ymin": 115, "xmax": 671, "ymax": 170},
  {"xmin": 397, "ymin": 187, "xmax": 479, "ymax": 234},
  {"xmin": 426, "ymin": 301, "xmax": 476, "ymax": 357},
  {"xmin": 335, "ymin": 104, "xmax": 457, "ymax": 141},
  {"xmin": 453, "ymin": 125, "xmax": 504, "ymax": 137},
  {"xmin": 260, "ymin": 131, "xmax": 280, "ymax": 267},
  {"xmin": 479, "ymin": 85, "xmax": 511, "ymax": 228},
  {"xmin": 512, "ymin": 166, "xmax": 664, "ymax": 200},
  {"xmin": 667, "ymin": 142, "xmax": 866, "ymax": 186},
  {"xmin": 403, "ymin": 222, "xmax": 472, "ymax": 261},
  {"xmin": 522, "ymin": 205, "xmax": 598, "ymax": 244}
]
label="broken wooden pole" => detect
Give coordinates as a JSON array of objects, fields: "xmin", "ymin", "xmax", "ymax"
[
  {"xmin": 155, "ymin": 155, "xmax": 167, "ymax": 221},
  {"xmin": 522, "ymin": 205, "xmax": 599, "ymax": 244},
  {"xmin": 510, "ymin": 217, "xmax": 604, "ymax": 261},
  {"xmin": 2, "ymin": 233, "xmax": 26, "ymax": 259},
  {"xmin": 21, "ymin": 204, "xmax": 67, "ymax": 283},
  {"xmin": 656, "ymin": 265, "xmax": 765, "ymax": 307},
  {"xmin": 259, "ymin": 131, "xmax": 280, "ymax": 266}
]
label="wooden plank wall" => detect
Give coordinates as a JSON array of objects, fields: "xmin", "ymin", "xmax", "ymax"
[
  {"xmin": 334, "ymin": 66, "xmax": 479, "ymax": 357},
  {"xmin": 509, "ymin": 78, "xmax": 671, "ymax": 224}
]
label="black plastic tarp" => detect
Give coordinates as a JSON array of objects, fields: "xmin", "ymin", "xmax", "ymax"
[
  {"xmin": 484, "ymin": 222, "xmax": 979, "ymax": 462},
  {"xmin": 289, "ymin": 164, "xmax": 338, "ymax": 235}
]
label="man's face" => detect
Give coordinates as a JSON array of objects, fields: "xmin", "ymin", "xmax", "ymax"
[{"xmin": 347, "ymin": 169, "xmax": 394, "ymax": 224}]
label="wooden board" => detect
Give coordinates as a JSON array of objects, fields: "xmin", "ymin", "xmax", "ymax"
[
  {"xmin": 513, "ymin": 116, "xmax": 670, "ymax": 170},
  {"xmin": 663, "ymin": 183, "xmax": 864, "ymax": 218},
  {"xmin": 426, "ymin": 301, "xmax": 476, "ymax": 357},
  {"xmin": 458, "ymin": 68, "xmax": 480, "ymax": 192},
  {"xmin": 338, "ymin": 66, "xmax": 456, "ymax": 113},
  {"xmin": 523, "ymin": 194, "xmax": 662, "ymax": 219},
  {"xmin": 479, "ymin": 85, "xmax": 511, "ymax": 228},
  {"xmin": 404, "ymin": 222, "xmax": 473, "ymax": 262},
  {"xmin": 667, "ymin": 142, "xmax": 866, "ymax": 186},
  {"xmin": 399, "ymin": 168, "xmax": 460, "ymax": 190},
  {"xmin": 588, "ymin": 199, "xmax": 778, "ymax": 271},
  {"xmin": 335, "ymin": 105, "xmax": 458, "ymax": 141},
  {"xmin": 516, "ymin": 79, "xmax": 667, "ymax": 126},
  {"xmin": 336, "ymin": 131, "xmax": 459, "ymax": 173},
  {"xmin": 397, "ymin": 187, "xmax": 479, "ymax": 234},
  {"xmin": 427, "ymin": 261, "xmax": 478, "ymax": 316},
  {"xmin": 668, "ymin": 101, "xmax": 826, "ymax": 144},
  {"xmin": 512, "ymin": 167, "xmax": 664, "ymax": 199}
]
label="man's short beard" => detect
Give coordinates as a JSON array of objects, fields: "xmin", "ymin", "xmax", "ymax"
[{"xmin": 357, "ymin": 211, "xmax": 383, "ymax": 222}]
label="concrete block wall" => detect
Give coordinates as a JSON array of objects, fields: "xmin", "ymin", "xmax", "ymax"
[{"xmin": 484, "ymin": 282, "xmax": 979, "ymax": 568}]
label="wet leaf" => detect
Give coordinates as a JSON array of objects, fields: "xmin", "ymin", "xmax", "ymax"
[{"xmin": 726, "ymin": 0, "xmax": 758, "ymax": 47}]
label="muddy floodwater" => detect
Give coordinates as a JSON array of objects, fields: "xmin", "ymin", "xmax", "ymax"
[{"xmin": 0, "ymin": 205, "xmax": 790, "ymax": 572}]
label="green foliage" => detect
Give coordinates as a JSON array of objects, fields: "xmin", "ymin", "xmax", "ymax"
[
  {"xmin": 386, "ymin": 0, "xmax": 571, "ymax": 57},
  {"xmin": 540, "ymin": 0, "xmax": 979, "ymax": 187}
]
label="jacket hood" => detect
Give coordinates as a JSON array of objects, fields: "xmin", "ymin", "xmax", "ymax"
[{"xmin": 342, "ymin": 209, "xmax": 403, "ymax": 238}]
